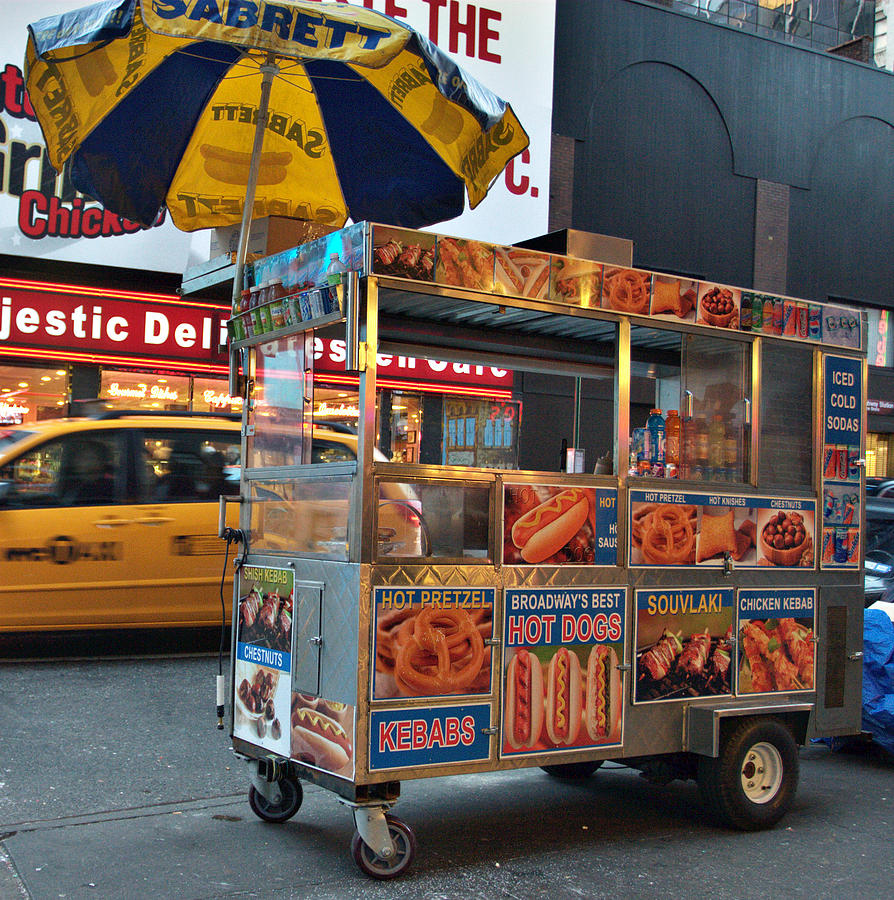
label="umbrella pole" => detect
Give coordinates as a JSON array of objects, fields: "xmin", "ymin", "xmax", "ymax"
[{"xmin": 231, "ymin": 54, "xmax": 279, "ymax": 310}]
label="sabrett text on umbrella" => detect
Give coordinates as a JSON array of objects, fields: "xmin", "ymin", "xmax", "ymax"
[
  {"xmin": 152, "ymin": 1, "xmax": 392, "ymax": 51},
  {"xmin": 460, "ymin": 118, "xmax": 515, "ymax": 182}
]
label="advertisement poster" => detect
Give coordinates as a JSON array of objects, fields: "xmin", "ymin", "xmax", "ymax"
[
  {"xmin": 634, "ymin": 587, "xmax": 734, "ymax": 704},
  {"xmin": 233, "ymin": 565, "xmax": 295, "ymax": 757},
  {"xmin": 4, "ymin": 2, "xmax": 554, "ymax": 272},
  {"xmin": 290, "ymin": 692, "xmax": 355, "ymax": 780},
  {"xmin": 504, "ymin": 483, "xmax": 618, "ymax": 566},
  {"xmin": 372, "ymin": 586, "xmax": 495, "ymax": 700},
  {"xmin": 630, "ymin": 490, "xmax": 816, "ymax": 569},
  {"xmin": 369, "ymin": 703, "xmax": 491, "ymax": 771},
  {"xmin": 500, "ymin": 587, "xmax": 626, "ymax": 757},
  {"xmin": 737, "ymin": 589, "xmax": 816, "ymax": 695},
  {"xmin": 822, "ymin": 355, "xmax": 863, "ymax": 569}
]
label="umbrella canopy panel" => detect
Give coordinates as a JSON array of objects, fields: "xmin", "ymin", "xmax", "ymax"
[{"xmin": 25, "ymin": 0, "xmax": 529, "ymax": 231}]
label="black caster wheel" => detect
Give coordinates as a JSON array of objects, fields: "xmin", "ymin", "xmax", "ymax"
[
  {"xmin": 248, "ymin": 777, "xmax": 303, "ymax": 823},
  {"xmin": 541, "ymin": 760, "xmax": 603, "ymax": 779},
  {"xmin": 351, "ymin": 813, "xmax": 417, "ymax": 879}
]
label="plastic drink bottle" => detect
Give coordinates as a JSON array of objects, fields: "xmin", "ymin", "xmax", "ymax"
[{"xmin": 646, "ymin": 409, "xmax": 665, "ymax": 465}]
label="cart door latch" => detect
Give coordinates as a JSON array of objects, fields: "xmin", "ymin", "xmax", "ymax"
[
  {"xmin": 309, "ymin": 635, "xmax": 323, "ymax": 646},
  {"xmin": 483, "ymin": 638, "xmax": 500, "ymax": 646},
  {"xmin": 481, "ymin": 726, "xmax": 499, "ymax": 735}
]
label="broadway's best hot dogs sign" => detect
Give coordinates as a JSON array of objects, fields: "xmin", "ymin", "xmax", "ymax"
[{"xmin": 500, "ymin": 587, "xmax": 626, "ymax": 758}]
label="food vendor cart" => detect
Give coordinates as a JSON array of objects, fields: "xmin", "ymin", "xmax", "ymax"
[{"xmin": 215, "ymin": 222, "xmax": 865, "ymax": 878}]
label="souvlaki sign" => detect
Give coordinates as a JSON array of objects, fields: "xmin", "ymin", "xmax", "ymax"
[{"xmin": 0, "ymin": 288, "xmax": 229, "ymax": 363}]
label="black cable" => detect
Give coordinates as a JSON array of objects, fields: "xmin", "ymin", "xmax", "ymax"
[{"xmin": 216, "ymin": 533, "xmax": 235, "ymax": 730}]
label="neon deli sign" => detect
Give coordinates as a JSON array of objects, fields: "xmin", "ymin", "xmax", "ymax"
[
  {"xmin": 314, "ymin": 337, "xmax": 513, "ymax": 389},
  {"xmin": 0, "ymin": 287, "xmax": 229, "ymax": 363}
]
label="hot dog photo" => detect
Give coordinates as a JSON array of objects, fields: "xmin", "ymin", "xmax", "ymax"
[
  {"xmin": 502, "ymin": 644, "xmax": 623, "ymax": 755},
  {"xmin": 504, "ymin": 484, "xmax": 598, "ymax": 565},
  {"xmin": 290, "ymin": 693, "xmax": 355, "ymax": 779},
  {"xmin": 502, "ymin": 587, "xmax": 626, "ymax": 757}
]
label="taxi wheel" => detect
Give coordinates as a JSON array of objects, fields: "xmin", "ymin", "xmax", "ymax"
[
  {"xmin": 698, "ymin": 717, "xmax": 799, "ymax": 831},
  {"xmin": 248, "ymin": 777, "xmax": 303, "ymax": 823},
  {"xmin": 540, "ymin": 760, "xmax": 603, "ymax": 779},
  {"xmin": 351, "ymin": 814, "xmax": 416, "ymax": 879}
]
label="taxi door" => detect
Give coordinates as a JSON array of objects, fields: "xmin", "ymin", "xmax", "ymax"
[
  {"xmin": 126, "ymin": 427, "xmax": 240, "ymax": 627},
  {"xmin": 0, "ymin": 430, "xmax": 145, "ymax": 631}
]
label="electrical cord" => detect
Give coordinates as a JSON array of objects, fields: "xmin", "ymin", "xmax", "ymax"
[{"xmin": 216, "ymin": 528, "xmax": 244, "ymax": 729}]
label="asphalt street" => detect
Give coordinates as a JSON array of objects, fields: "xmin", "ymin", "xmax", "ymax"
[{"xmin": 0, "ymin": 648, "xmax": 892, "ymax": 899}]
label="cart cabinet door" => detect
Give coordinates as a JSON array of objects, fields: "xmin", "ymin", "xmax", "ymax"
[
  {"xmin": 291, "ymin": 580, "xmax": 323, "ymax": 695},
  {"xmin": 814, "ymin": 588, "xmax": 863, "ymax": 735}
]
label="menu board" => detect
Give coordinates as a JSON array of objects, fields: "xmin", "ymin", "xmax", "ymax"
[{"xmin": 629, "ymin": 490, "xmax": 816, "ymax": 570}]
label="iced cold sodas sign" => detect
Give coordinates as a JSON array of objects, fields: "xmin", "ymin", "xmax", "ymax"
[{"xmin": 822, "ymin": 355, "xmax": 862, "ymax": 570}]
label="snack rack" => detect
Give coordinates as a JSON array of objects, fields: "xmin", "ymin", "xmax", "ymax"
[{"xmin": 212, "ymin": 221, "xmax": 865, "ymax": 878}]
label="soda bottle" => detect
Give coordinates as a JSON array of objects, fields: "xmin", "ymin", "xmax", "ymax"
[
  {"xmin": 708, "ymin": 414, "xmax": 725, "ymax": 476},
  {"xmin": 680, "ymin": 416, "xmax": 696, "ymax": 479},
  {"xmin": 665, "ymin": 410, "xmax": 681, "ymax": 463},
  {"xmin": 646, "ymin": 409, "xmax": 665, "ymax": 466}
]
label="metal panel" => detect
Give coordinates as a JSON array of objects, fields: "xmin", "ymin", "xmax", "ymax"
[{"xmin": 291, "ymin": 579, "xmax": 322, "ymax": 696}]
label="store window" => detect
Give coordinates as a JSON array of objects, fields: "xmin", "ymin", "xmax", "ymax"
[
  {"xmin": 100, "ymin": 370, "xmax": 189, "ymax": 410},
  {"xmin": 192, "ymin": 377, "xmax": 243, "ymax": 414},
  {"xmin": 0, "ymin": 365, "xmax": 68, "ymax": 424}
]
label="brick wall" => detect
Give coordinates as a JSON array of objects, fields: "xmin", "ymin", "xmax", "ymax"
[{"xmin": 753, "ymin": 179, "xmax": 790, "ymax": 294}]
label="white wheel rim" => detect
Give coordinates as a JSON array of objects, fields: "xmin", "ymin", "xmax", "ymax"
[{"xmin": 739, "ymin": 741, "xmax": 784, "ymax": 804}]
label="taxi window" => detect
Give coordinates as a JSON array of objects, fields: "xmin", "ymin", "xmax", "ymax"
[
  {"xmin": 311, "ymin": 438, "xmax": 357, "ymax": 464},
  {"xmin": 0, "ymin": 432, "xmax": 123, "ymax": 507},
  {"xmin": 140, "ymin": 429, "xmax": 240, "ymax": 502}
]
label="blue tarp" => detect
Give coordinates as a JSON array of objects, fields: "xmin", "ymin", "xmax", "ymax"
[{"xmin": 861, "ymin": 609, "xmax": 894, "ymax": 754}]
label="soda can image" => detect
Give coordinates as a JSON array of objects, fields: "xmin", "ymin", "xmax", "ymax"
[
  {"xmin": 823, "ymin": 487, "xmax": 836, "ymax": 519},
  {"xmin": 782, "ymin": 299, "xmax": 797, "ymax": 335},
  {"xmin": 837, "ymin": 447, "xmax": 850, "ymax": 481},
  {"xmin": 796, "ymin": 302, "xmax": 809, "ymax": 339},
  {"xmin": 751, "ymin": 295, "xmax": 763, "ymax": 332},
  {"xmin": 772, "ymin": 298, "xmax": 784, "ymax": 335},
  {"xmin": 842, "ymin": 495, "xmax": 855, "ymax": 525},
  {"xmin": 846, "ymin": 528, "xmax": 860, "ymax": 565},
  {"xmin": 808, "ymin": 304, "xmax": 822, "ymax": 340},
  {"xmin": 822, "ymin": 446, "xmax": 839, "ymax": 479},
  {"xmin": 822, "ymin": 528, "xmax": 835, "ymax": 564},
  {"xmin": 762, "ymin": 296, "xmax": 775, "ymax": 334},
  {"xmin": 847, "ymin": 447, "xmax": 861, "ymax": 480},
  {"xmin": 833, "ymin": 526, "xmax": 849, "ymax": 564}
]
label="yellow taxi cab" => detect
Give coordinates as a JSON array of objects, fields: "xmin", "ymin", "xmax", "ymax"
[
  {"xmin": 0, "ymin": 412, "xmax": 421, "ymax": 633},
  {"xmin": 0, "ymin": 411, "xmax": 243, "ymax": 633}
]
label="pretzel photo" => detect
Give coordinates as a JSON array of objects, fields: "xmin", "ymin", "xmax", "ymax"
[
  {"xmin": 602, "ymin": 267, "xmax": 651, "ymax": 314},
  {"xmin": 639, "ymin": 504, "xmax": 697, "ymax": 564},
  {"xmin": 375, "ymin": 603, "xmax": 492, "ymax": 698}
]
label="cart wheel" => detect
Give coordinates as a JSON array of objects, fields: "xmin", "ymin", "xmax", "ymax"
[
  {"xmin": 248, "ymin": 777, "xmax": 303, "ymax": 823},
  {"xmin": 540, "ymin": 760, "xmax": 603, "ymax": 779},
  {"xmin": 351, "ymin": 813, "xmax": 416, "ymax": 879},
  {"xmin": 697, "ymin": 717, "xmax": 799, "ymax": 831}
]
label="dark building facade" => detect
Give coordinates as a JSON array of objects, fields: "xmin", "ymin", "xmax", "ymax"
[{"xmin": 548, "ymin": 0, "xmax": 894, "ymax": 470}]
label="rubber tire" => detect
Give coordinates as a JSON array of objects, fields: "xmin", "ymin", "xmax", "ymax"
[
  {"xmin": 540, "ymin": 760, "xmax": 604, "ymax": 779},
  {"xmin": 698, "ymin": 717, "xmax": 799, "ymax": 831},
  {"xmin": 248, "ymin": 777, "xmax": 303, "ymax": 823},
  {"xmin": 351, "ymin": 813, "xmax": 417, "ymax": 879}
]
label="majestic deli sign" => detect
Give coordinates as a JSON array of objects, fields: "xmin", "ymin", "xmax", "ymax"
[{"xmin": 0, "ymin": 284, "xmax": 229, "ymax": 364}]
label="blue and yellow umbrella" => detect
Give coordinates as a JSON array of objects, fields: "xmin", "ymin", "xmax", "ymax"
[{"xmin": 25, "ymin": 0, "xmax": 529, "ymax": 237}]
